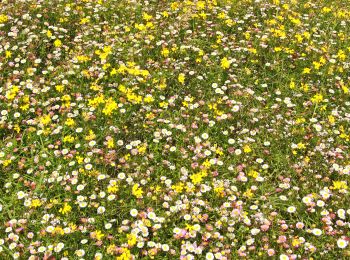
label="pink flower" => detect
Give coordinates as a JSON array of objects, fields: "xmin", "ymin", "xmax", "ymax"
[
  {"xmin": 296, "ymin": 222, "xmax": 304, "ymax": 229},
  {"xmin": 261, "ymin": 225, "xmax": 270, "ymax": 231},
  {"xmin": 281, "ymin": 224, "xmax": 288, "ymax": 230},
  {"xmin": 277, "ymin": 236, "xmax": 286, "ymax": 243},
  {"xmin": 267, "ymin": 249, "xmax": 275, "ymax": 256},
  {"xmin": 228, "ymin": 147, "xmax": 235, "ymax": 153},
  {"xmin": 236, "ymin": 164, "xmax": 245, "ymax": 171}
]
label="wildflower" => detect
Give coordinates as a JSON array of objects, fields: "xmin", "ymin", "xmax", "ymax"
[
  {"xmin": 5, "ymin": 50, "xmax": 11, "ymax": 58},
  {"xmin": 59, "ymin": 203, "xmax": 72, "ymax": 215},
  {"xmin": 337, "ymin": 238, "xmax": 348, "ymax": 249},
  {"xmin": 312, "ymin": 228, "xmax": 322, "ymax": 236},
  {"xmin": 243, "ymin": 145, "xmax": 252, "ymax": 153},
  {"xmin": 279, "ymin": 254, "xmax": 289, "ymax": 260},
  {"xmin": 116, "ymin": 248, "xmax": 131, "ymax": 260},
  {"xmin": 54, "ymin": 39, "xmax": 62, "ymax": 47},
  {"xmin": 302, "ymin": 68, "xmax": 311, "ymax": 74},
  {"xmin": 94, "ymin": 230, "xmax": 105, "ymax": 240},
  {"xmin": 178, "ymin": 73, "xmax": 185, "ymax": 84},
  {"xmin": 130, "ymin": 209, "xmax": 138, "ymax": 217},
  {"xmin": 311, "ymin": 93, "xmax": 324, "ymax": 103},
  {"xmin": 220, "ymin": 57, "xmax": 231, "ymax": 69},
  {"xmin": 30, "ymin": 199, "xmax": 42, "ymax": 208},
  {"xmin": 332, "ymin": 181, "xmax": 348, "ymax": 190},
  {"xmin": 127, "ymin": 233, "xmax": 137, "ymax": 247},
  {"xmin": 132, "ymin": 184, "xmax": 143, "ymax": 198},
  {"xmin": 0, "ymin": 14, "xmax": 8, "ymax": 23},
  {"xmin": 161, "ymin": 48, "xmax": 170, "ymax": 57},
  {"xmin": 287, "ymin": 206, "xmax": 296, "ymax": 213}
]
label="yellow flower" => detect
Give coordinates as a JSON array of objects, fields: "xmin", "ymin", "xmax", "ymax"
[
  {"xmin": 65, "ymin": 118, "xmax": 75, "ymax": 127},
  {"xmin": 39, "ymin": 114, "xmax": 51, "ymax": 126},
  {"xmin": 274, "ymin": 47, "xmax": 282, "ymax": 52},
  {"xmin": 85, "ymin": 130, "xmax": 95, "ymax": 141},
  {"xmin": 328, "ymin": 115, "xmax": 335, "ymax": 124},
  {"xmin": 322, "ymin": 7, "xmax": 332, "ymax": 13},
  {"xmin": 63, "ymin": 135, "xmax": 75, "ymax": 143},
  {"xmin": 54, "ymin": 39, "xmax": 62, "ymax": 47},
  {"xmin": 220, "ymin": 57, "xmax": 231, "ymax": 69},
  {"xmin": 55, "ymin": 85, "xmax": 64, "ymax": 92},
  {"xmin": 5, "ymin": 50, "xmax": 12, "ymax": 58},
  {"xmin": 292, "ymin": 237, "xmax": 301, "ymax": 247},
  {"xmin": 142, "ymin": 12, "xmax": 153, "ymax": 21},
  {"xmin": 30, "ymin": 199, "xmax": 42, "ymax": 208},
  {"xmin": 297, "ymin": 142, "xmax": 306, "ymax": 149},
  {"xmin": 108, "ymin": 184, "xmax": 118, "ymax": 194},
  {"xmin": 2, "ymin": 160, "xmax": 11, "ymax": 167},
  {"xmin": 116, "ymin": 248, "xmax": 131, "ymax": 260},
  {"xmin": 178, "ymin": 73, "xmax": 185, "ymax": 84},
  {"xmin": 107, "ymin": 139, "xmax": 115, "ymax": 149},
  {"xmin": 332, "ymin": 181, "xmax": 348, "ymax": 190},
  {"xmin": 157, "ymin": 79, "xmax": 167, "ymax": 90},
  {"xmin": 76, "ymin": 55, "xmax": 90, "ymax": 62},
  {"xmin": 214, "ymin": 186, "xmax": 225, "ymax": 197},
  {"xmin": 138, "ymin": 144, "xmax": 147, "ymax": 154},
  {"xmin": 243, "ymin": 145, "xmax": 252, "ymax": 153},
  {"xmin": 290, "ymin": 80, "xmax": 295, "ymax": 89},
  {"xmin": 5, "ymin": 85, "xmax": 19, "ymax": 100},
  {"xmin": 144, "ymin": 95, "xmax": 154, "ymax": 103},
  {"xmin": 190, "ymin": 173, "xmax": 203, "ymax": 185},
  {"xmin": 59, "ymin": 203, "xmax": 72, "ymax": 214},
  {"xmin": 248, "ymin": 170, "xmax": 259, "ymax": 178},
  {"xmin": 311, "ymin": 93, "xmax": 323, "ymax": 104},
  {"xmin": 14, "ymin": 124, "xmax": 20, "ymax": 133},
  {"xmin": 302, "ymin": 68, "xmax": 311, "ymax": 74},
  {"xmin": 94, "ymin": 230, "xmax": 105, "ymax": 240},
  {"xmin": 132, "ymin": 184, "xmax": 143, "ymax": 198},
  {"xmin": 172, "ymin": 182, "xmax": 184, "ymax": 193},
  {"xmin": 243, "ymin": 189, "xmax": 253, "ymax": 198},
  {"xmin": 102, "ymin": 98, "xmax": 118, "ymax": 116},
  {"xmin": 53, "ymin": 226, "xmax": 64, "ymax": 235},
  {"xmin": 127, "ymin": 233, "xmax": 137, "ymax": 247},
  {"xmin": 0, "ymin": 14, "xmax": 9, "ymax": 23},
  {"xmin": 126, "ymin": 92, "xmax": 142, "ymax": 104},
  {"xmin": 80, "ymin": 17, "xmax": 90, "ymax": 24},
  {"xmin": 76, "ymin": 156, "xmax": 84, "ymax": 164},
  {"xmin": 313, "ymin": 61, "xmax": 321, "ymax": 70},
  {"xmin": 190, "ymin": 170, "xmax": 208, "ymax": 185},
  {"xmin": 161, "ymin": 48, "xmax": 170, "ymax": 57}
]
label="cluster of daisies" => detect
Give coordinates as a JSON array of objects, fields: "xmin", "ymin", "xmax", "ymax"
[{"xmin": 1, "ymin": 0, "xmax": 350, "ymax": 259}]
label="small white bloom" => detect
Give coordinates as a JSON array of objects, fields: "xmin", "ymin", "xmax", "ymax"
[
  {"xmin": 235, "ymin": 149, "xmax": 242, "ymax": 155},
  {"xmin": 232, "ymin": 105, "xmax": 240, "ymax": 112},
  {"xmin": 97, "ymin": 206, "xmax": 105, "ymax": 214},
  {"xmin": 76, "ymin": 184, "xmax": 85, "ymax": 191},
  {"xmin": 130, "ymin": 209, "xmax": 138, "ymax": 217},
  {"xmin": 85, "ymin": 164, "xmax": 92, "ymax": 170},
  {"xmin": 287, "ymin": 206, "xmax": 296, "ymax": 213},
  {"xmin": 312, "ymin": 228, "xmax": 322, "ymax": 236},
  {"xmin": 147, "ymin": 212, "xmax": 156, "ymax": 220},
  {"xmin": 279, "ymin": 254, "xmax": 289, "ymax": 260},
  {"xmin": 162, "ymin": 244, "xmax": 170, "ymax": 251},
  {"xmin": 206, "ymin": 252, "xmax": 214, "ymax": 260},
  {"xmin": 201, "ymin": 133, "xmax": 209, "ymax": 139},
  {"xmin": 337, "ymin": 238, "xmax": 348, "ymax": 249}
]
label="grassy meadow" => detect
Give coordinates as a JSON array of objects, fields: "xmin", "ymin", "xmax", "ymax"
[{"xmin": 1, "ymin": 0, "xmax": 350, "ymax": 259}]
